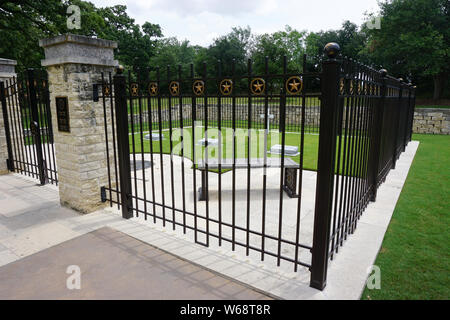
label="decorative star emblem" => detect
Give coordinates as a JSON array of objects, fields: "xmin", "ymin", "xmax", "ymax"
[
  {"xmin": 169, "ymin": 81, "xmax": 180, "ymax": 96},
  {"xmin": 220, "ymin": 79, "xmax": 233, "ymax": 95},
  {"xmin": 193, "ymin": 80, "xmax": 205, "ymax": 96},
  {"xmin": 251, "ymin": 78, "xmax": 265, "ymax": 95},
  {"xmin": 339, "ymin": 78, "xmax": 345, "ymax": 94},
  {"xmin": 131, "ymin": 83, "xmax": 139, "ymax": 96},
  {"xmin": 148, "ymin": 82, "xmax": 158, "ymax": 96},
  {"xmin": 103, "ymin": 85, "xmax": 110, "ymax": 96},
  {"xmin": 286, "ymin": 76, "xmax": 303, "ymax": 95}
]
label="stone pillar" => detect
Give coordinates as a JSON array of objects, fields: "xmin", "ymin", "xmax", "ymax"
[
  {"xmin": 40, "ymin": 34, "xmax": 118, "ymax": 213},
  {"xmin": 0, "ymin": 58, "xmax": 17, "ymax": 175}
]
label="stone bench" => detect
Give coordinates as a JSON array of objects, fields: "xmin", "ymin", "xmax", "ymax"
[{"xmin": 197, "ymin": 157, "xmax": 300, "ymax": 200}]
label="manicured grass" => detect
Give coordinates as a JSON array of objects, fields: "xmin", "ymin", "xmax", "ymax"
[
  {"xmin": 129, "ymin": 127, "xmax": 320, "ymax": 171},
  {"xmin": 361, "ymin": 134, "xmax": 450, "ymax": 300},
  {"xmin": 415, "ymin": 105, "xmax": 450, "ymax": 109}
]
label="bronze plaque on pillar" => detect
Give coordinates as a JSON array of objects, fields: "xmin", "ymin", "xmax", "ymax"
[{"xmin": 55, "ymin": 96, "xmax": 70, "ymax": 132}]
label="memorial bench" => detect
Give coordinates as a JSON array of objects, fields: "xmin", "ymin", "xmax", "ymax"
[{"xmin": 196, "ymin": 157, "xmax": 300, "ymax": 201}]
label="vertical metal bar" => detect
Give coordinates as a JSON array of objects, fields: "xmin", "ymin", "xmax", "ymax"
[
  {"xmin": 368, "ymin": 71, "xmax": 385, "ymax": 202},
  {"xmin": 113, "ymin": 70, "xmax": 133, "ymax": 219},
  {"xmin": 246, "ymin": 58, "xmax": 252, "ymax": 256},
  {"xmin": 337, "ymin": 64, "xmax": 352, "ymax": 250},
  {"xmin": 231, "ymin": 59, "xmax": 236, "ymax": 251},
  {"xmin": 349, "ymin": 64, "xmax": 364, "ymax": 233},
  {"xmin": 18, "ymin": 77, "xmax": 32, "ymax": 176},
  {"xmin": 11, "ymin": 78, "xmax": 26, "ymax": 175},
  {"xmin": 109, "ymin": 72, "xmax": 120, "ymax": 209},
  {"xmin": 392, "ymin": 82, "xmax": 402, "ymax": 169},
  {"xmin": 137, "ymin": 72, "xmax": 148, "ymax": 220},
  {"xmin": 101, "ymin": 73, "xmax": 113, "ymax": 206},
  {"xmin": 167, "ymin": 65, "xmax": 176, "ymax": 230},
  {"xmin": 330, "ymin": 58, "xmax": 346, "ymax": 259},
  {"xmin": 261, "ymin": 56, "xmax": 269, "ymax": 261},
  {"xmin": 128, "ymin": 71, "xmax": 139, "ymax": 218},
  {"xmin": 36, "ymin": 78, "xmax": 52, "ymax": 183},
  {"xmin": 203, "ymin": 62, "xmax": 209, "ymax": 247},
  {"xmin": 28, "ymin": 69, "xmax": 46, "ymax": 185},
  {"xmin": 147, "ymin": 72, "xmax": 157, "ymax": 223},
  {"xmin": 310, "ymin": 46, "xmax": 341, "ymax": 290},
  {"xmin": 294, "ymin": 54, "xmax": 307, "ymax": 270},
  {"xmin": 157, "ymin": 67, "xmax": 166, "ymax": 226},
  {"xmin": 22, "ymin": 78, "xmax": 37, "ymax": 178},
  {"xmin": 190, "ymin": 64, "xmax": 199, "ymax": 242},
  {"xmin": 7, "ymin": 79, "xmax": 23, "ymax": 174},
  {"xmin": 178, "ymin": 65, "xmax": 187, "ymax": 233},
  {"xmin": 217, "ymin": 60, "xmax": 223, "ymax": 246},
  {"xmin": 0, "ymin": 81, "xmax": 14, "ymax": 171},
  {"xmin": 43, "ymin": 77, "xmax": 56, "ymax": 184},
  {"xmin": 344, "ymin": 63, "xmax": 358, "ymax": 240},
  {"xmin": 276, "ymin": 56, "xmax": 288, "ymax": 267}
]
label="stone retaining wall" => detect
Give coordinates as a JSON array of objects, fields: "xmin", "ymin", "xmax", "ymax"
[{"xmin": 413, "ymin": 108, "xmax": 450, "ymax": 135}]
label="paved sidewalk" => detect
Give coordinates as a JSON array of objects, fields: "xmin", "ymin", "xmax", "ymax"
[{"xmin": 0, "ymin": 227, "xmax": 271, "ymax": 300}]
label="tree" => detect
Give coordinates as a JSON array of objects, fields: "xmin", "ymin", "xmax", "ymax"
[
  {"xmin": 252, "ymin": 25, "xmax": 307, "ymax": 75},
  {"xmin": 0, "ymin": 1, "xmax": 163, "ymax": 74},
  {"xmin": 201, "ymin": 26, "xmax": 252, "ymax": 76},
  {"xmin": 305, "ymin": 21, "xmax": 367, "ymax": 70},
  {"xmin": 364, "ymin": 0, "xmax": 449, "ymax": 100},
  {"xmin": 0, "ymin": 0, "xmax": 65, "ymax": 71},
  {"xmin": 150, "ymin": 38, "xmax": 196, "ymax": 70}
]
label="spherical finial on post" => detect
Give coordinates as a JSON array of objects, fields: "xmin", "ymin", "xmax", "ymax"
[
  {"xmin": 398, "ymin": 77, "xmax": 404, "ymax": 83},
  {"xmin": 323, "ymin": 42, "xmax": 341, "ymax": 59},
  {"xmin": 379, "ymin": 69, "xmax": 388, "ymax": 77},
  {"xmin": 116, "ymin": 64, "xmax": 124, "ymax": 74}
]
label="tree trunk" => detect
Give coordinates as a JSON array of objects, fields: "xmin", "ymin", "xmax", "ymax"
[{"xmin": 433, "ymin": 73, "xmax": 447, "ymax": 101}]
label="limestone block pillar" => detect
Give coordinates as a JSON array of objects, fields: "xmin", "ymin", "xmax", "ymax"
[
  {"xmin": 40, "ymin": 34, "xmax": 118, "ymax": 213},
  {"xmin": 0, "ymin": 58, "xmax": 17, "ymax": 175}
]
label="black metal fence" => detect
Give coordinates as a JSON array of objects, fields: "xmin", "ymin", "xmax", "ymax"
[
  {"xmin": 310, "ymin": 45, "xmax": 416, "ymax": 289},
  {"xmin": 0, "ymin": 69, "xmax": 57, "ymax": 185},
  {"xmin": 97, "ymin": 43, "xmax": 415, "ymax": 290}
]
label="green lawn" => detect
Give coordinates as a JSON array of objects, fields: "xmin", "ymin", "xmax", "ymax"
[
  {"xmin": 129, "ymin": 127, "xmax": 320, "ymax": 171},
  {"xmin": 415, "ymin": 105, "xmax": 450, "ymax": 109},
  {"xmin": 361, "ymin": 133, "xmax": 450, "ymax": 300}
]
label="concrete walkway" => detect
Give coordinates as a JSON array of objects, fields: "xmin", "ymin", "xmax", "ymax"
[
  {"xmin": 0, "ymin": 141, "xmax": 419, "ymax": 299},
  {"xmin": 0, "ymin": 227, "xmax": 271, "ymax": 300}
]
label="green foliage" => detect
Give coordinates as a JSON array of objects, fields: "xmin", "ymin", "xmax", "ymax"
[
  {"xmin": 0, "ymin": 0, "xmax": 163, "ymax": 73},
  {"xmin": 364, "ymin": 0, "xmax": 449, "ymax": 99},
  {"xmin": 305, "ymin": 21, "xmax": 368, "ymax": 70},
  {"xmin": 361, "ymin": 134, "xmax": 450, "ymax": 300},
  {"xmin": 252, "ymin": 26, "xmax": 307, "ymax": 75}
]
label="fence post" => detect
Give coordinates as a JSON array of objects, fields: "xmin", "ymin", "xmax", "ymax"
[
  {"xmin": 409, "ymin": 86, "xmax": 416, "ymax": 141},
  {"xmin": 0, "ymin": 81, "xmax": 14, "ymax": 172},
  {"xmin": 40, "ymin": 34, "xmax": 118, "ymax": 213},
  {"xmin": 310, "ymin": 43, "xmax": 341, "ymax": 290},
  {"xmin": 27, "ymin": 69, "xmax": 47, "ymax": 185},
  {"xmin": 403, "ymin": 85, "xmax": 411, "ymax": 151},
  {"xmin": 368, "ymin": 69, "xmax": 387, "ymax": 202},
  {"xmin": 392, "ymin": 78, "xmax": 403, "ymax": 169},
  {"xmin": 113, "ymin": 67, "xmax": 133, "ymax": 219}
]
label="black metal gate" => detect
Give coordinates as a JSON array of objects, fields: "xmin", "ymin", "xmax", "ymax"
[{"xmin": 0, "ymin": 69, "xmax": 57, "ymax": 185}]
